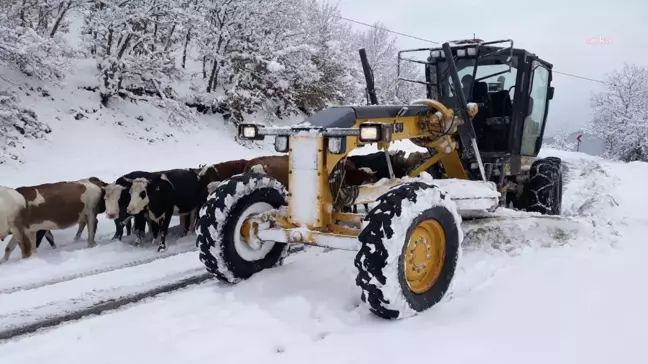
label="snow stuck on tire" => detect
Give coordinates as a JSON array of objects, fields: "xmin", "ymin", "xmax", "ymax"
[
  {"xmin": 196, "ymin": 173, "xmax": 289, "ymax": 283},
  {"xmin": 354, "ymin": 181, "xmax": 463, "ymax": 319}
]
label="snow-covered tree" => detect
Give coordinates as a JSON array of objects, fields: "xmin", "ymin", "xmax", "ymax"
[
  {"xmin": 290, "ymin": 0, "xmax": 362, "ymax": 112},
  {"xmin": 0, "ymin": 0, "xmax": 83, "ymax": 38},
  {"xmin": 187, "ymin": 0, "xmax": 362, "ymax": 122},
  {"xmin": 0, "ymin": 88, "xmax": 51, "ymax": 164},
  {"xmin": 353, "ymin": 23, "xmax": 427, "ymax": 105},
  {"xmin": 547, "ymin": 125, "xmax": 576, "ymax": 151},
  {"xmin": 83, "ymin": 0, "xmax": 183, "ymax": 105},
  {"xmin": 0, "ymin": 13, "xmax": 69, "ymax": 80},
  {"xmin": 587, "ymin": 63, "xmax": 648, "ymax": 162}
]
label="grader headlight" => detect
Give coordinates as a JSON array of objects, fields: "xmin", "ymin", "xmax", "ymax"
[
  {"xmin": 274, "ymin": 135, "xmax": 289, "ymax": 153},
  {"xmin": 359, "ymin": 123, "xmax": 393, "ymax": 143},
  {"xmin": 327, "ymin": 137, "xmax": 346, "ymax": 154},
  {"xmin": 238, "ymin": 124, "xmax": 264, "ymax": 140}
]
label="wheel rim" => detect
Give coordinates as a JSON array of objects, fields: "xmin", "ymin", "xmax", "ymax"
[
  {"xmin": 404, "ymin": 219, "xmax": 446, "ymax": 294},
  {"xmin": 234, "ymin": 202, "xmax": 276, "ymax": 261}
]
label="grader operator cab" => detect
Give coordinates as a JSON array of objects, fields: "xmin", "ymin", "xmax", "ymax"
[
  {"xmin": 398, "ymin": 39, "xmax": 558, "ymax": 202},
  {"xmin": 196, "ymin": 39, "xmax": 563, "ymax": 320}
]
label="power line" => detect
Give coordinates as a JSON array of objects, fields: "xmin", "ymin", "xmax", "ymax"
[
  {"xmin": 339, "ymin": 16, "xmax": 608, "ymax": 85},
  {"xmin": 338, "ymin": 16, "xmax": 439, "ymax": 45},
  {"xmin": 553, "ymin": 70, "xmax": 607, "ymax": 84}
]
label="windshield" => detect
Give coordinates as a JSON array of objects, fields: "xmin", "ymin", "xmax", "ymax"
[{"xmin": 436, "ymin": 55, "xmax": 520, "ymax": 108}]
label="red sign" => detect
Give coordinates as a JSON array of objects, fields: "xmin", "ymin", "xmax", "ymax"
[{"xmin": 576, "ymin": 134, "xmax": 582, "ymax": 143}]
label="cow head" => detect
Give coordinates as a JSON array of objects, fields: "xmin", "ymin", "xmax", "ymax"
[
  {"xmin": 342, "ymin": 161, "xmax": 378, "ymax": 186},
  {"xmin": 104, "ymin": 184, "xmax": 126, "ymax": 219},
  {"xmin": 198, "ymin": 165, "xmax": 220, "ymax": 187},
  {"xmin": 126, "ymin": 178, "xmax": 151, "ymax": 215},
  {"xmin": 405, "ymin": 152, "xmax": 430, "ymax": 172},
  {"xmin": 207, "ymin": 181, "xmax": 223, "ymax": 195}
]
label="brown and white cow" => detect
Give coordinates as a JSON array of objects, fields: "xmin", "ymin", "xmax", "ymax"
[
  {"xmin": 1, "ymin": 178, "xmax": 106, "ymax": 262},
  {"xmin": 0, "ymin": 186, "xmax": 27, "ymax": 247}
]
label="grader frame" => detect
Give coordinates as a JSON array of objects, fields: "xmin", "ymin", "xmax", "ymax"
[{"xmin": 236, "ymin": 97, "xmax": 486, "ymax": 251}]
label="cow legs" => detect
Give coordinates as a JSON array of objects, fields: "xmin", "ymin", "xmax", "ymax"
[
  {"xmin": 74, "ymin": 220, "xmax": 87, "ymax": 241},
  {"xmin": 188, "ymin": 208, "xmax": 197, "ymax": 232},
  {"xmin": 36, "ymin": 230, "xmax": 46, "ymax": 248},
  {"xmin": 179, "ymin": 215, "xmax": 188, "ymax": 237},
  {"xmin": 44, "ymin": 231, "xmax": 56, "ymax": 248},
  {"xmin": 133, "ymin": 212, "xmax": 148, "ymax": 246},
  {"xmin": 1, "ymin": 235, "xmax": 18, "ymax": 262},
  {"xmin": 36, "ymin": 230, "xmax": 56, "ymax": 249},
  {"xmin": 125, "ymin": 217, "xmax": 132, "ymax": 236},
  {"xmin": 179, "ymin": 210, "xmax": 196, "ymax": 237},
  {"xmin": 112, "ymin": 215, "xmax": 133, "ymax": 240},
  {"xmin": 156, "ymin": 210, "xmax": 173, "ymax": 253},
  {"xmin": 148, "ymin": 220, "xmax": 160, "ymax": 246},
  {"xmin": 86, "ymin": 213, "xmax": 97, "ymax": 248},
  {"xmin": 112, "ymin": 219, "xmax": 124, "ymax": 240}
]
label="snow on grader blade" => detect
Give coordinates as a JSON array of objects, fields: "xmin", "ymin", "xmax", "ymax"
[{"xmin": 196, "ymin": 39, "xmax": 563, "ymax": 320}]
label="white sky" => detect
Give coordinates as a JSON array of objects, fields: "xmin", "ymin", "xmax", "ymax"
[{"xmin": 335, "ymin": 0, "xmax": 648, "ymax": 136}]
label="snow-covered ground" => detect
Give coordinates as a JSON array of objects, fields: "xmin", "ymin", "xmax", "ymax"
[{"xmin": 1, "ymin": 105, "xmax": 647, "ymax": 364}]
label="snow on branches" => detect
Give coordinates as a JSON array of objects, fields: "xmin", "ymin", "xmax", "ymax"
[
  {"xmin": 0, "ymin": 88, "xmax": 51, "ymax": 164},
  {"xmin": 353, "ymin": 22, "xmax": 427, "ymax": 105},
  {"xmin": 587, "ymin": 63, "xmax": 648, "ymax": 162},
  {"xmin": 83, "ymin": 0, "xmax": 184, "ymax": 105},
  {"xmin": 0, "ymin": 13, "xmax": 69, "ymax": 81},
  {"xmin": 189, "ymin": 0, "xmax": 363, "ymax": 122}
]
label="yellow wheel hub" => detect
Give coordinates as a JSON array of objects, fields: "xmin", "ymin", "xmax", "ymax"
[
  {"xmin": 239, "ymin": 219, "xmax": 257, "ymax": 243},
  {"xmin": 404, "ymin": 219, "xmax": 446, "ymax": 294}
]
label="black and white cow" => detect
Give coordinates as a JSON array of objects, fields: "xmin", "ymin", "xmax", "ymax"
[
  {"xmin": 125, "ymin": 169, "xmax": 200, "ymax": 252},
  {"xmin": 103, "ymin": 171, "xmax": 159, "ymax": 243}
]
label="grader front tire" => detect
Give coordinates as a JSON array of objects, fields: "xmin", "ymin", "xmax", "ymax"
[
  {"xmin": 196, "ymin": 173, "xmax": 290, "ymax": 283},
  {"xmin": 354, "ymin": 182, "xmax": 462, "ymax": 320}
]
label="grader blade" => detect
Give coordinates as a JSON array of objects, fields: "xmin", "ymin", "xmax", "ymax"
[{"xmin": 354, "ymin": 175, "xmax": 501, "ymax": 217}]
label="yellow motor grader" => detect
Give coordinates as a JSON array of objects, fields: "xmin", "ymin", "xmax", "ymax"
[{"xmin": 195, "ymin": 39, "xmax": 562, "ymax": 319}]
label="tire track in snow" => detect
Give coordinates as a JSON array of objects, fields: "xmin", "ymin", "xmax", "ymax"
[
  {"xmin": 0, "ymin": 244, "xmax": 199, "ymax": 295},
  {"xmin": 0, "ymin": 245, "xmax": 309, "ymax": 342},
  {"xmin": 0, "ymin": 272, "xmax": 213, "ymax": 342}
]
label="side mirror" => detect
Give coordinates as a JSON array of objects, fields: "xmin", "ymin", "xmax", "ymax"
[{"xmin": 547, "ymin": 86, "xmax": 554, "ymax": 100}]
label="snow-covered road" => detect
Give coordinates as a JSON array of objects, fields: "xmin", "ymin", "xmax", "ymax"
[{"xmin": 1, "ymin": 148, "xmax": 647, "ymax": 364}]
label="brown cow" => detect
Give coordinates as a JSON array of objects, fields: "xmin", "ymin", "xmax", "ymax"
[
  {"xmin": 1, "ymin": 178, "xmax": 106, "ymax": 262},
  {"xmin": 337, "ymin": 159, "xmax": 379, "ymax": 186},
  {"xmin": 244, "ymin": 155, "xmax": 290, "ymax": 186},
  {"xmin": 197, "ymin": 159, "xmax": 248, "ymax": 200},
  {"xmin": 244, "ymin": 155, "xmax": 377, "ymax": 188},
  {"xmin": 392, "ymin": 151, "xmax": 431, "ymax": 176}
]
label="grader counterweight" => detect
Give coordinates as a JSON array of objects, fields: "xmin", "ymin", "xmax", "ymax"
[{"xmin": 196, "ymin": 39, "xmax": 563, "ymax": 320}]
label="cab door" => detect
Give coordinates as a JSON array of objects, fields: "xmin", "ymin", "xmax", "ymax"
[{"xmin": 520, "ymin": 59, "xmax": 553, "ymax": 156}]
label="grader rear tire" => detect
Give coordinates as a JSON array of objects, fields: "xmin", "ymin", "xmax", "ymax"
[
  {"xmin": 524, "ymin": 157, "xmax": 563, "ymax": 215},
  {"xmin": 196, "ymin": 173, "xmax": 290, "ymax": 283},
  {"xmin": 354, "ymin": 182, "xmax": 462, "ymax": 320}
]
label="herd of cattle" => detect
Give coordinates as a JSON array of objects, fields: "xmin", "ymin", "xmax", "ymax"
[{"xmin": 0, "ymin": 149, "xmax": 429, "ymax": 263}]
